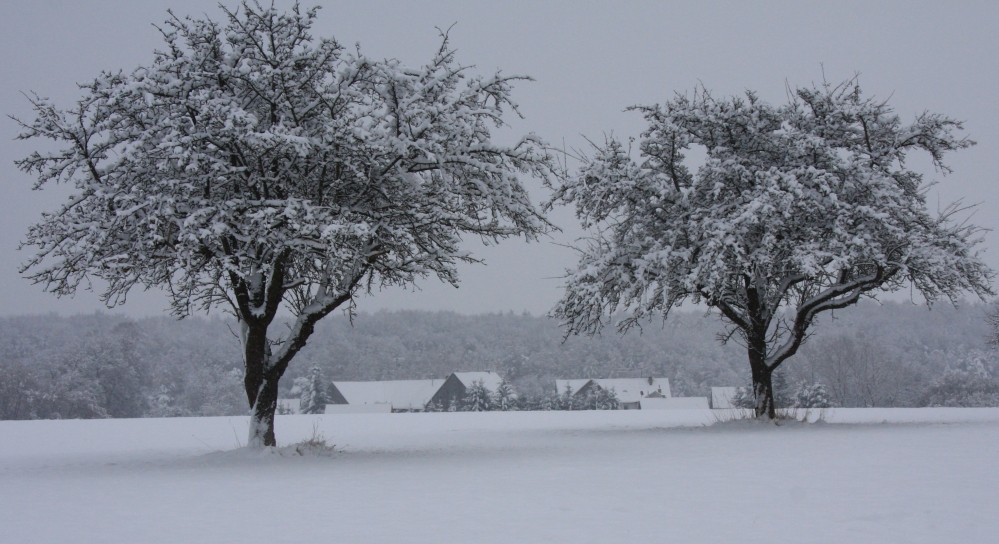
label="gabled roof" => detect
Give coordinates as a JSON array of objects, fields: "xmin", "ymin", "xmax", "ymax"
[
  {"xmin": 331, "ymin": 379, "xmax": 444, "ymax": 411},
  {"xmin": 555, "ymin": 379, "xmax": 593, "ymax": 396},
  {"xmin": 450, "ymin": 371, "xmax": 504, "ymax": 393},
  {"xmin": 556, "ymin": 377, "xmax": 672, "ymax": 404}
]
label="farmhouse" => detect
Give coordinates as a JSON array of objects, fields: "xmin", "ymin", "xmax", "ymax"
[
  {"xmin": 555, "ymin": 377, "xmax": 672, "ymax": 410},
  {"xmin": 328, "ymin": 379, "xmax": 446, "ymax": 412},
  {"xmin": 429, "ymin": 371, "xmax": 506, "ymax": 410}
]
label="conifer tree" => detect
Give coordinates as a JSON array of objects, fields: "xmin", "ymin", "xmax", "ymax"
[
  {"xmin": 464, "ymin": 380, "xmax": 495, "ymax": 412},
  {"xmin": 299, "ymin": 366, "xmax": 328, "ymax": 415},
  {"xmin": 494, "ymin": 379, "xmax": 516, "ymax": 411}
]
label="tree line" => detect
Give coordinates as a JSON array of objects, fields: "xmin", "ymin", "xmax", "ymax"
[{"xmin": 2, "ymin": 301, "xmax": 996, "ymax": 420}]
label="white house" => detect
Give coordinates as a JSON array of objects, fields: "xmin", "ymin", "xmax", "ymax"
[
  {"xmin": 555, "ymin": 377, "xmax": 672, "ymax": 409},
  {"xmin": 328, "ymin": 379, "xmax": 446, "ymax": 412}
]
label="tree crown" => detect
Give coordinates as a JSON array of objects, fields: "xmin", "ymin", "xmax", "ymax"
[
  {"xmin": 549, "ymin": 79, "xmax": 992, "ymax": 369},
  {"xmin": 15, "ymin": 1, "xmax": 555, "ymax": 323}
]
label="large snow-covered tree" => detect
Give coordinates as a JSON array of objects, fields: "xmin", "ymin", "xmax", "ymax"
[
  {"xmin": 548, "ymin": 79, "xmax": 993, "ymax": 418},
  {"xmin": 14, "ymin": 2, "xmax": 554, "ymax": 446}
]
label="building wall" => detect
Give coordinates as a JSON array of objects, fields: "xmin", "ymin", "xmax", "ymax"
[{"xmin": 428, "ymin": 374, "xmax": 467, "ymax": 410}]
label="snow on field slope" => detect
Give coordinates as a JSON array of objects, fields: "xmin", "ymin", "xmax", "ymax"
[{"xmin": 2, "ymin": 408, "xmax": 997, "ymax": 543}]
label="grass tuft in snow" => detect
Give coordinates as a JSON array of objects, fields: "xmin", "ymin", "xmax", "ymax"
[{"xmin": 285, "ymin": 423, "xmax": 338, "ymax": 457}]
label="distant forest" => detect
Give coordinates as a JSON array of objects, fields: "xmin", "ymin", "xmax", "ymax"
[{"xmin": 2, "ymin": 301, "xmax": 997, "ymax": 420}]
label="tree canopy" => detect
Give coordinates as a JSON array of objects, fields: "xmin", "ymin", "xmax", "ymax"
[
  {"xmin": 548, "ymin": 79, "xmax": 994, "ymax": 417},
  {"xmin": 15, "ymin": 2, "xmax": 556, "ymax": 445}
]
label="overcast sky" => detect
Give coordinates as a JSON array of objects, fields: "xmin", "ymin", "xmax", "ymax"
[{"xmin": 2, "ymin": 1, "xmax": 997, "ymax": 318}]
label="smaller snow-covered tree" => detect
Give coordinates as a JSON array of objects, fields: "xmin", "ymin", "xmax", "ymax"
[
  {"xmin": 463, "ymin": 380, "xmax": 495, "ymax": 412},
  {"xmin": 730, "ymin": 386, "xmax": 756, "ymax": 410},
  {"xmin": 580, "ymin": 386, "xmax": 619, "ymax": 410},
  {"xmin": 539, "ymin": 391, "xmax": 558, "ymax": 411},
  {"xmin": 792, "ymin": 381, "xmax": 835, "ymax": 409},
  {"xmin": 494, "ymin": 379, "xmax": 517, "ymax": 411},
  {"xmin": 560, "ymin": 383, "xmax": 577, "ymax": 410},
  {"xmin": 596, "ymin": 387, "xmax": 620, "ymax": 410},
  {"xmin": 299, "ymin": 366, "xmax": 328, "ymax": 415}
]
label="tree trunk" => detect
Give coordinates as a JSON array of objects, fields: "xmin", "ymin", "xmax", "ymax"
[
  {"xmin": 751, "ymin": 363, "xmax": 776, "ymax": 419},
  {"xmin": 248, "ymin": 373, "xmax": 280, "ymax": 448},
  {"xmin": 748, "ymin": 332, "xmax": 776, "ymax": 419},
  {"xmin": 241, "ymin": 321, "xmax": 283, "ymax": 448}
]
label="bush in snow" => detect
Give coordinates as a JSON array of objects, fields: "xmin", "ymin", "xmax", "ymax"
[{"xmin": 792, "ymin": 381, "xmax": 836, "ymax": 409}]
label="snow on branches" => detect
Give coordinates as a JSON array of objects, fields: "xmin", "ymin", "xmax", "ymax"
[
  {"xmin": 549, "ymin": 78, "xmax": 994, "ymax": 417},
  {"xmin": 15, "ymin": 2, "xmax": 555, "ymax": 445}
]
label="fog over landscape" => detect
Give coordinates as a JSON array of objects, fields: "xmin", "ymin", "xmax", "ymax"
[{"xmin": 2, "ymin": 3, "xmax": 999, "ymax": 543}]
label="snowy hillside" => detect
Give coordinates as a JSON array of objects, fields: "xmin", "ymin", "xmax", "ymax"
[{"xmin": 2, "ymin": 409, "xmax": 997, "ymax": 543}]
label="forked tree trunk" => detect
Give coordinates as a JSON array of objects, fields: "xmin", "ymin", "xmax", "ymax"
[{"xmin": 242, "ymin": 321, "xmax": 285, "ymax": 448}]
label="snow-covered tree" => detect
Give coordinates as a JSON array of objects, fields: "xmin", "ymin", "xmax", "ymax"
[
  {"xmin": 559, "ymin": 382, "xmax": 577, "ymax": 410},
  {"xmin": 15, "ymin": 3, "xmax": 554, "ymax": 446},
  {"xmin": 463, "ymin": 380, "xmax": 495, "ymax": 412},
  {"xmin": 539, "ymin": 391, "xmax": 558, "ymax": 411},
  {"xmin": 299, "ymin": 366, "xmax": 328, "ymax": 415},
  {"xmin": 920, "ymin": 349, "xmax": 999, "ymax": 407},
  {"xmin": 792, "ymin": 381, "xmax": 835, "ymax": 409},
  {"xmin": 583, "ymin": 386, "xmax": 619, "ymax": 410},
  {"xmin": 494, "ymin": 378, "xmax": 517, "ymax": 411},
  {"xmin": 548, "ymin": 78, "xmax": 994, "ymax": 419}
]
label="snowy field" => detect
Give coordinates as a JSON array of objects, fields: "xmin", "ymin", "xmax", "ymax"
[{"xmin": 2, "ymin": 409, "xmax": 998, "ymax": 543}]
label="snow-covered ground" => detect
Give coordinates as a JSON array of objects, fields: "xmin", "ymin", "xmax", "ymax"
[{"xmin": 2, "ymin": 408, "xmax": 997, "ymax": 543}]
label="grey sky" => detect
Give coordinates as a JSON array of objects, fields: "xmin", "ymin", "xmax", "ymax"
[{"xmin": 2, "ymin": 1, "xmax": 997, "ymax": 318}]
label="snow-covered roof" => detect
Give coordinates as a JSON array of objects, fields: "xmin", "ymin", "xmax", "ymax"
[
  {"xmin": 711, "ymin": 387, "xmax": 739, "ymax": 409},
  {"xmin": 332, "ymin": 379, "xmax": 445, "ymax": 411},
  {"xmin": 555, "ymin": 379, "xmax": 593, "ymax": 396},
  {"xmin": 450, "ymin": 371, "xmax": 504, "ymax": 393},
  {"xmin": 556, "ymin": 378, "xmax": 672, "ymax": 404}
]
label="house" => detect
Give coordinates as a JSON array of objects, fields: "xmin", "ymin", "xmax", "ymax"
[
  {"xmin": 328, "ymin": 379, "xmax": 445, "ymax": 412},
  {"xmin": 710, "ymin": 386, "xmax": 739, "ymax": 409},
  {"xmin": 555, "ymin": 377, "xmax": 672, "ymax": 410},
  {"xmin": 429, "ymin": 371, "xmax": 507, "ymax": 409}
]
